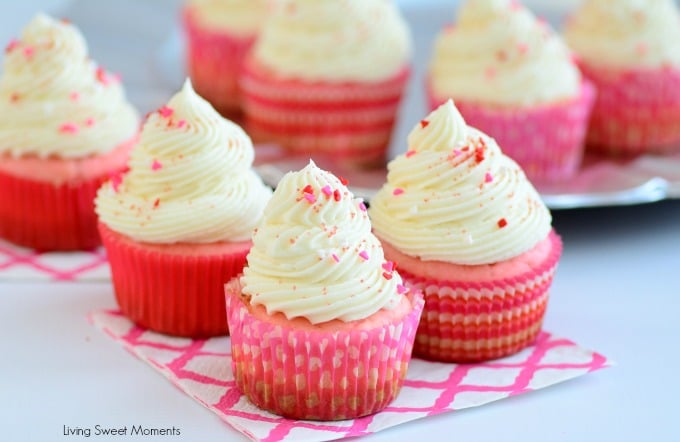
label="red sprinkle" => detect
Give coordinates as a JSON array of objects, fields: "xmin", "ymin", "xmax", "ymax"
[
  {"xmin": 59, "ymin": 123, "xmax": 79, "ymax": 134},
  {"xmin": 158, "ymin": 105, "xmax": 174, "ymax": 118},
  {"xmin": 420, "ymin": 119, "xmax": 430, "ymax": 129},
  {"xmin": 405, "ymin": 150, "xmax": 417, "ymax": 158},
  {"xmin": 393, "ymin": 188, "xmax": 404, "ymax": 196},
  {"xmin": 333, "ymin": 189, "xmax": 341, "ymax": 202},
  {"xmin": 397, "ymin": 284, "xmax": 408, "ymax": 295},
  {"xmin": 485, "ymin": 172, "xmax": 493, "ymax": 183},
  {"xmin": 5, "ymin": 39, "xmax": 19, "ymax": 53},
  {"xmin": 359, "ymin": 251, "xmax": 369, "ymax": 261},
  {"xmin": 358, "ymin": 201, "xmax": 367, "ymax": 212},
  {"xmin": 498, "ymin": 218, "xmax": 508, "ymax": 228},
  {"xmin": 475, "ymin": 146, "xmax": 485, "ymax": 163},
  {"xmin": 321, "ymin": 185, "xmax": 332, "ymax": 197},
  {"xmin": 331, "ymin": 254, "xmax": 339, "ymax": 263},
  {"xmin": 153, "ymin": 198, "xmax": 160, "ymax": 208},
  {"xmin": 382, "ymin": 261, "xmax": 394, "ymax": 272},
  {"xmin": 95, "ymin": 67, "xmax": 109, "ymax": 85},
  {"xmin": 382, "ymin": 272, "xmax": 393, "ymax": 280},
  {"xmin": 176, "ymin": 119, "xmax": 187, "ymax": 129},
  {"xmin": 302, "ymin": 184, "xmax": 313, "ymax": 194},
  {"xmin": 84, "ymin": 118, "xmax": 95, "ymax": 127},
  {"xmin": 151, "ymin": 159, "xmax": 163, "ymax": 171},
  {"xmin": 10, "ymin": 93, "xmax": 20, "ymax": 103},
  {"xmin": 339, "ymin": 176, "xmax": 348, "ymax": 186}
]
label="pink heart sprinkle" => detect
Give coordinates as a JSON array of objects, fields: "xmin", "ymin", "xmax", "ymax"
[
  {"xmin": 176, "ymin": 119, "xmax": 186, "ymax": 129},
  {"xmin": 358, "ymin": 202, "xmax": 367, "ymax": 212},
  {"xmin": 158, "ymin": 106, "xmax": 173, "ymax": 118},
  {"xmin": 359, "ymin": 251, "xmax": 369, "ymax": 261},
  {"xmin": 151, "ymin": 159, "xmax": 163, "ymax": 171},
  {"xmin": 304, "ymin": 193, "xmax": 316, "ymax": 204},
  {"xmin": 397, "ymin": 284, "xmax": 407, "ymax": 294},
  {"xmin": 321, "ymin": 185, "xmax": 332, "ymax": 197},
  {"xmin": 59, "ymin": 123, "xmax": 79, "ymax": 134},
  {"xmin": 382, "ymin": 261, "xmax": 394, "ymax": 272},
  {"xmin": 485, "ymin": 172, "xmax": 493, "ymax": 183},
  {"xmin": 393, "ymin": 188, "xmax": 404, "ymax": 196},
  {"xmin": 405, "ymin": 150, "xmax": 417, "ymax": 158}
]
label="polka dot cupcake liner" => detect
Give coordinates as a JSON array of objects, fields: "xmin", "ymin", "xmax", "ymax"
[
  {"xmin": 225, "ymin": 280, "xmax": 425, "ymax": 421},
  {"xmin": 99, "ymin": 222, "xmax": 251, "ymax": 338},
  {"xmin": 240, "ymin": 59, "xmax": 410, "ymax": 168}
]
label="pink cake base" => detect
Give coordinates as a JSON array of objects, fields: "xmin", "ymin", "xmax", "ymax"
[
  {"xmin": 579, "ymin": 64, "xmax": 680, "ymax": 155},
  {"xmin": 380, "ymin": 230, "xmax": 562, "ymax": 363},
  {"xmin": 240, "ymin": 58, "xmax": 411, "ymax": 168},
  {"xmin": 99, "ymin": 223, "xmax": 250, "ymax": 338},
  {"xmin": 429, "ymin": 83, "xmax": 595, "ymax": 183},
  {"xmin": 0, "ymin": 138, "xmax": 135, "ymax": 251},
  {"xmin": 183, "ymin": 7, "xmax": 256, "ymax": 118},
  {"xmin": 225, "ymin": 279, "xmax": 424, "ymax": 420}
]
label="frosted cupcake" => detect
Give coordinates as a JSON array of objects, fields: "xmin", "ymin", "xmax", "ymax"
[
  {"xmin": 564, "ymin": 0, "xmax": 680, "ymax": 154},
  {"xmin": 225, "ymin": 161, "xmax": 424, "ymax": 420},
  {"xmin": 369, "ymin": 100, "xmax": 562, "ymax": 363},
  {"xmin": 0, "ymin": 14, "xmax": 139, "ymax": 250},
  {"xmin": 96, "ymin": 79, "xmax": 272, "ymax": 338},
  {"xmin": 240, "ymin": 0, "xmax": 412, "ymax": 167},
  {"xmin": 428, "ymin": 0, "xmax": 594, "ymax": 182},
  {"xmin": 183, "ymin": 0, "xmax": 267, "ymax": 117}
]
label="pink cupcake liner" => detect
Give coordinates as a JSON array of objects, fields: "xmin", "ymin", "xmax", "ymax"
[
  {"xmin": 429, "ymin": 82, "xmax": 595, "ymax": 183},
  {"xmin": 579, "ymin": 64, "xmax": 680, "ymax": 155},
  {"xmin": 183, "ymin": 8, "xmax": 256, "ymax": 117},
  {"xmin": 225, "ymin": 280, "xmax": 424, "ymax": 421},
  {"xmin": 392, "ymin": 231, "xmax": 562, "ymax": 363},
  {"xmin": 241, "ymin": 58, "xmax": 411, "ymax": 167},
  {"xmin": 99, "ymin": 223, "xmax": 250, "ymax": 338}
]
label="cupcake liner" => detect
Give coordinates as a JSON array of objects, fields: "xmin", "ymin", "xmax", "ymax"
[
  {"xmin": 240, "ymin": 59, "xmax": 411, "ymax": 167},
  {"xmin": 225, "ymin": 281, "xmax": 425, "ymax": 421},
  {"xmin": 99, "ymin": 223, "xmax": 250, "ymax": 338},
  {"xmin": 183, "ymin": 8, "xmax": 256, "ymax": 117},
  {"xmin": 428, "ymin": 82, "xmax": 595, "ymax": 183},
  {"xmin": 397, "ymin": 231, "xmax": 562, "ymax": 363},
  {"xmin": 579, "ymin": 64, "xmax": 680, "ymax": 155}
]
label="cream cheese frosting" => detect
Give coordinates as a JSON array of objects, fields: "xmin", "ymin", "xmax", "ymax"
[
  {"xmin": 241, "ymin": 161, "xmax": 404, "ymax": 324},
  {"xmin": 369, "ymin": 100, "xmax": 552, "ymax": 266},
  {"xmin": 564, "ymin": 0, "xmax": 680, "ymax": 69},
  {"xmin": 429, "ymin": 0, "xmax": 580, "ymax": 106},
  {"xmin": 252, "ymin": 0, "xmax": 412, "ymax": 82},
  {"xmin": 0, "ymin": 13, "xmax": 139, "ymax": 159},
  {"xmin": 186, "ymin": 0, "xmax": 267, "ymax": 36},
  {"xmin": 95, "ymin": 79, "xmax": 272, "ymax": 244}
]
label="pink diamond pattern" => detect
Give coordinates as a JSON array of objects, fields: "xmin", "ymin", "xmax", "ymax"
[
  {"xmin": 89, "ymin": 310, "xmax": 611, "ymax": 442},
  {"xmin": 0, "ymin": 239, "xmax": 110, "ymax": 281}
]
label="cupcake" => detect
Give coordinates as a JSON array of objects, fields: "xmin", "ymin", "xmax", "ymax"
[
  {"xmin": 225, "ymin": 161, "xmax": 424, "ymax": 420},
  {"xmin": 428, "ymin": 0, "xmax": 594, "ymax": 183},
  {"xmin": 95, "ymin": 79, "xmax": 272, "ymax": 338},
  {"xmin": 369, "ymin": 100, "xmax": 562, "ymax": 363},
  {"xmin": 240, "ymin": 0, "xmax": 412, "ymax": 167},
  {"xmin": 183, "ymin": 0, "xmax": 267, "ymax": 117},
  {"xmin": 0, "ymin": 14, "xmax": 139, "ymax": 250},
  {"xmin": 564, "ymin": 0, "xmax": 680, "ymax": 155}
]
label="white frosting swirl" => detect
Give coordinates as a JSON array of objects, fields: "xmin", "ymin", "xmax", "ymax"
[
  {"xmin": 564, "ymin": 0, "xmax": 680, "ymax": 69},
  {"xmin": 0, "ymin": 13, "xmax": 139, "ymax": 158},
  {"xmin": 95, "ymin": 80, "xmax": 272, "ymax": 244},
  {"xmin": 429, "ymin": 0, "xmax": 580, "ymax": 106},
  {"xmin": 241, "ymin": 161, "xmax": 403, "ymax": 324},
  {"xmin": 252, "ymin": 0, "xmax": 411, "ymax": 82},
  {"xmin": 369, "ymin": 100, "xmax": 552, "ymax": 265},
  {"xmin": 186, "ymin": 0, "xmax": 268, "ymax": 36}
]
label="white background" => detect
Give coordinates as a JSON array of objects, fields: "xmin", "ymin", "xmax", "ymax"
[{"xmin": 1, "ymin": 1, "xmax": 679, "ymax": 441}]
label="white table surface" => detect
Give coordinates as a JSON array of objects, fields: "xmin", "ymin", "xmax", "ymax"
[{"xmin": 1, "ymin": 1, "xmax": 680, "ymax": 441}]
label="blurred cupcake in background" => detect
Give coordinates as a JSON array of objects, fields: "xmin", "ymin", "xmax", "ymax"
[
  {"xmin": 0, "ymin": 13, "xmax": 139, "ymax": 251},
  {"xmin": 183, "ymin": 0, "xmax": 268, "ymax": 118},
  {"xmin": 428, "ymin": 0, "xmax": 594, "ymax": 183},
  {"xmin": 240, "ymin": 0, "xmax": 412, "ymax": 168},
  {"xmin": 96, "ymin": 79, "xmax": 272, "ymax": 338},
  {"xmin": 564, "ymin": 0, "xmax": 680, "ymax": 155},
  {"xmin": 370, "ymin": 100, "xmax": 562, "ymax": 363},
  {"xmin": 226, "ymin": 160, "xmax": 423, "ymax": 420}
]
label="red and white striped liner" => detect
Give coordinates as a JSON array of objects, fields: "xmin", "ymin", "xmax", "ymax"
[
  {"xmin": 579, "ymin": 63, "xmax": 680, "ymax": 155},
  {"xmin": 100, "ymin": 223, "xmax": 250, "ymax": 338},
  {"xmin": 183, "ymin": 8, "xmax": 257, "ymax": 117},
  {"xmin": 399, "ymin": 231, "xmax": 562, "ymax": 363},
  {"xmin": 240, "ymin": 59, "xmax": 410, "ymax": 167},
  {"xmin": 225, "ymin": 281, "xmax": 424, "ymax": 421},
  {"xmin": 428, "ymin": 82, "xmax": 595, "ymax": 183}
]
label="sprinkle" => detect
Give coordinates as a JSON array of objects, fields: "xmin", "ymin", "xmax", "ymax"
[
  {"xmin": 496, "ymin": 50, "xmax": 508, "ymax": 62},
  {"xmin": 485, "ymin": 172, "xmax": 493, "ymax": 183},
  {"xmin": 331, "ymin": 254, "xmax": 339, "ymax": 263},
  {"xmin": 397, "ymin": 284, "xmax": 408, "ymax": 295},
  {"xmin": 84, "ymin": 118, "xmax": 95, "ymax": 127},
  {"xmin": 382, "ymin": 261, "xmax": 394, "ymax": 272},
  {"xmin": 5, "ymin": 39, "xmax": 19, "ymax": 53},
  {"xmin": 453, "ymin": 149, "xmax": 461, "ymax": 156},
  {"xmin": 382, "ymin": 272, "xmax": 393, "ymax": 280},
  {"xmin": 302, "ymin": 184, "xmax": 313, "ymax": 194},
  {"xmin": 359, "ymin": 251, "xmax": 369, "ymax": 261},
  {"xmin": 517, "ymin": 43, "xmax": 529, "ymax": 54},
  {"xmin": 110, "ymin": 174, "xmax": 122, "ymax": 192},
  {"xmin": 393, "ymin": 188, "xmax": 404, "ymax": 196},
  {"xmin": 59, "ymin": 123, "xmax": 79, "ymax": 134},
  {"xmin": 158, "ymin": 105, "xmax": 174, "ymax": 118},
  {"xmin": 321, "ymin": 185, "xmax": 332, "ymax": 197},
  {"xmin": 304, "ymin": 193, "xmax": 316, "ymax": 204},
  {"xmin": 69, "ymin": 91, "xmax": 80, "ymax": 101},
  {"xmin": 333, "ymin": 189, "xmax": 342, "ymax": 202},
  {"xmin": 358, "ymin": 201, "xmax": 367, "ymax": 212},
  {"xmin": 22, "ymin": 46, "xmax": 34, "ymax": 58},
  {"xmin": 405, "ymin": 150, "xmax": 417, "ymax": 158},
  {"xmin": 10, "ymin": 93, "xmax": 20, "ymax": 103},
  {"xmin": 444, "ymin": 23, "xmax": 455, "ymax": 33},
  {"xmin": 420, "ymin": 119, "xmax": 429, "ymax": 129},
  {"xmin": 151, "ymin": 159, "xmax": 163, "ymax": 171},
  {"xmin": 95, "ymin": 67, "xmax": 109, "ymax": 85},
  {"xmin": 475, "ymin": 146, "xmax": 485, "ymax": 163},
  {"xmin": 153, "ymin": 198, "xmax": 160, "ymax": 208},
  {"xmin": 60, "ymin": 18, "xmax": 71, "ymax": 24},
  {"xmin": 498, "ymin": 218, "xmax": 508, "ymax": 228},
  {"xmin": 484, "ymin": 67, "xmax": 496, "ymax": 79},
  {"xmin": 176, "ymin": 119, "xmax": 187, "ymax": 129},
  {"xmin": 339, "ymin": 176, "xmax": 348, "ymax": 186}
]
